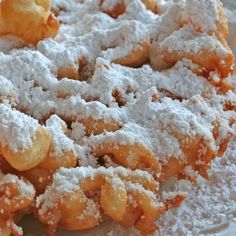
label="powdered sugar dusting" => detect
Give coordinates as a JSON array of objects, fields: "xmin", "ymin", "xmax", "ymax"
[
  {"xmin": 46, "ymin": 115, "xmax": 76, "ymax": 157},
  {"xmin": 0, "ymin": 0, "xmax": 234, "ymax": 235},
  {"xmin": 0, "ymin": 104, "xmax": 39, "ymax": 152},
  {"xmin": 0, "ymin": 76, "xmax": 18, "ymax": 104},
  {"xmin": 0, "ymin": 174, "xmax": 35, "ymax": 198},
  {"xmin": 160, "ymin": 24, "xmax": 228, "ymax": 56},
  {"xmin": 183, "ymin": 0, "xmax": 220, "ymax": 33},
  {"xmin": 36, "ymin": 166, "xmax": 156, "ymax": 215},
  {"xmin": 158, "ymin": 125, "xmax": 236, "ymax": 235}
]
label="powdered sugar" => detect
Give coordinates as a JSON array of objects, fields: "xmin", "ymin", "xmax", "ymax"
[
  {"xmin": 38, "ymin": 19, "xmax": 150, "ymax": 71},
  {"xmin": 36, "ymin": 166, "xmax": 156, "ymax": 215},
  {"xmin": 158, "ymin": 126, "xmax": 236, "ymax": 235},
  {"xmin": 183, "ymin": 0, "xmax": 220, "ymax": 33},
  {"xmin": 0, "ymin": 76, "xmax": 17, "ymax": 104},
  {"xmin": 46, "ymin": 115, "xmax": 76, "ymax": 157},
  {"xmin": 35, "ymin": 166, "xmax": 187, "ymax": 235},
  {"xmin": 160, "ymin": 24, "xmax": 228, "ymax": 56},
  {"xmin": 101, "ymin": 0, "xmax": 122, "ymax": 11},
  {"xmin": 0, "ymin": 0, "xmax": 235, "ymax": 235},
  {"xmin": 0, "ymin": 174, "xmax": 35, "ymax": 198},
  {"xmin": 0, "ymin": 104, "xmax": 39, "ymax": 152},
  {"xmin": 0, "ymin": 0, "xmax": 233, "ymax": 179},
  {"xmin": 0, "ymin": 35, "xmax": 24, "ymax": 53}
]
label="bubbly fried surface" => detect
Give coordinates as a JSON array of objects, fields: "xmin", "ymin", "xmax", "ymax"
[
  {"xmin": 35, "ymin": 167, "xmax": 185, "ymax": 235},
  {"xmin": 0, "ymin": 173, "xmax": 35, "ymax": 236},
  {"xmin": 0, "ymin": 0, "xmax": 235, "ymax": 235},
  {"xmin": 0, "ymin": 0, "xmax": 59, "ymax": 44}
]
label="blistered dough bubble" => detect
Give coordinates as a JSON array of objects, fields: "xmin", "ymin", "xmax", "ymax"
[
  {"xmin": 0, "ymin": 104, "xmax": 51, "ymax": 171},
  {"xmin": 0, "ymin": 0, "xmax": 59, "ymax": 44},
  {"xmin": 0, "ymin": 173, "xmax": 35, "ymax": 236},
  {"xmin": 2, "ymin": 127, "xmax": 51, "ymax": 171}
]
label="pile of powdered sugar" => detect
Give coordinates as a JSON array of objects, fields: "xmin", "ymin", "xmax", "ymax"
[
  {"xmin": 158, "ymin": 126, "xmax": 236, "ymax": 235},
  {"xmin": 0, "ymin": 0, "xmax": 233, "ymax": 235},
  {"xmin": 94, "ymin": 124, "xmax": 236, "ymax": 236},
  {"xmin": 156, "ymin": 5, "xmax": 236, "ymax": 236},
  {"xmin": 43, "ymin": 124, "xmax": 235, "ymax": 236},
  {"xmin": 0, "ymin": 104, "xmax": 39, "ymax": 152},
  {"xmin": 110, "ymin": 5, "xmax": 236, "ymax": 236}
]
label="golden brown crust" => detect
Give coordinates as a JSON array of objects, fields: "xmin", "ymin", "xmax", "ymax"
[
  {"xmin": 100, "ymin": 0, "xmax": 158, "ymax": 18},
  {"xmin": 152, "ymin": 43, "xmax": 234, "ymax": 78},
  {"xmin": 78, "ymin": 117, "xmax": 121, "ymax": 136},
  {"xmin": 113, "ymin": 41, "xmax": 151, "ymax": 68},
  {"xmin": 0, "ymin": 0, "xmax": 59, "ymax": 44},
  {"xmin": 92, "ymin": 142, "xmax": 160, "ymax": 172},
  {"xmin": 1, "ymin": 127, "xmax": 51, "ymax": 171}
]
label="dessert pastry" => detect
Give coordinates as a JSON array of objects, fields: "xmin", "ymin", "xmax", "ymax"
[
  {"xmin": 100, "ymin": 0, "xmax": 158, "ymax": 18},
  {"xmin": 35, "ymin": 166, "xmax": 185, "ymax": 235},
  {"xmin": 0, "ymin": 172, "xmax": 35, "ymax": 236},
  {"xmin": 0, "ymin": 0, "xmax": 59, "ymax": 44},
  {"xmin": 150, "ymin": 0, "xmax": 234, "ymax": 78},
  {"xmin": 0, "ymin": 104, "xmax": 51, "ymax": 171},
  {"xmin": 0, "ymin": 0, "xmax": 235, "ymax": 235}
]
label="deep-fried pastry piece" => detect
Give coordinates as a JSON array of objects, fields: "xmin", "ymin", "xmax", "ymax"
[
  {"xmin": 100, "ymin": 0, "xmax": 158, "ymax": 18},
  {"xmin": 0, "ymin": 174, "xmax": 35, "ymax": 213},
  {"xmin": 113, "ymin": 41, "xmax": 151, "ymax": 68},
  {"xmin": 224, "ymin": 100, "xmax": 236, "ymax": 112},
  {"xmin": 100, "ymin": 0, "xmax": 126, "ymax": 18},
  {"xmin": 35, "ymin": 166, "xmax": 185, "ymax": 235},
  {"xmin": 150, "ymin": 24, "xmax": 234, "ymax": 78},
  {"xmin": 0, "ymin": 154, "xmax": 15, "ymax": 174},
  {"xmin": 20, "ymin": 115, "xmax": 77, "ymax": 194},
  {"xmin": 1, "ymin": 127, "xmax": 51, "ymax": 171},
  {"xmin": 38, "ymin": 20, "xmax": 150, "ymax": 81},
  {"xmin": 0, "ymin": 216, "xmax": 12, "ymax": 236},
  {"xmin": 78, "ymin": 117, "xmax": 121, "ymax": 136},
  {"xmin": 39, "ymin": 115, "xmax": 77, "ymax": 170},
  {"xmin": 0, "ymin": 173, "xmax": 36, "ymax": 236},
  {"xmin": 21, "ymin": 167, "xmax": 53, "ymax": 194},
  {"xmin": 162, "ymin": 119, "xmax": 233, "ymax": 181},
  {"xmin": 57, "ymin": 65, "xmax": 80, "ymax": 81},
  {"xmin": 142, "ymin": 0, "xmax": 158, "ymax": 13},
  {"xmin": 161, "ymin": 136, "xmax": 215, "ymax": 180},
  {"xmin": 91, "ymin": 131, "xmax": 160, "ymax": 172},
  {"xmin": 57, "ymin": 57, "xmax": 88, "ymax": 81},
  {"xmin": 0, "ymin": 0, "xmax": 59, "ymax": 44},
  {"xmin": 151, "ymin": 0, "xmax": 235, "ymax": 78},
  {"xmin": 0, "ymin": 104, "xmax": 51, "ymax": 171},
  {"xmin": 210, "ymin": 78, "xmax": 235, "ymax": 94},
  {"xmin": 182, "ymin": 0, "xmax": 228, "ymax": 40},
  {"xmin": 212, "ymin": 119, "xmax": 234, "ymax": 157}
]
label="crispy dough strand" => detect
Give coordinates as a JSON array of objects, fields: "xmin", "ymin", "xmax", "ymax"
[
  {"xmin": 0, "ymin": 174, "xmax": 35, "ymax": 236},
  {"xmin": 35, "ymin": 167, "xmax": 183, "ymax": 235}
]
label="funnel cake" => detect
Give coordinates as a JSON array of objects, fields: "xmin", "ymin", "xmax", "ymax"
[
  {"xmin": 35, "ymin": 167, "xmax": 185, "ymax": 235},
  {"xmin": 0, "ymin": 104, "xmax": 51, "ymax": 171},
  {"xmin": 0, "ymin": 0, "xmax": 235, "ymax": 235},
  {"xmin": 0, "ymin": 173, "xmax": 35, "ymax": 236},
  {"xmin": 0, "ymin": 0, "xmax": 59, "ymax": 44},
  {"xmin": 37, "ymin": 20, "xmax": 151, "ymax": 80},
  {"xmin": 100, "ymin": 0, "xmax": 158, "ymax": 18},
  {"xmin": 150, "ymin": 0, "xmax": 234, "ymax": 78}
]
